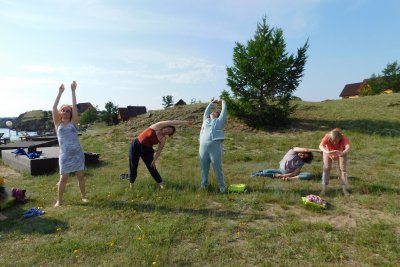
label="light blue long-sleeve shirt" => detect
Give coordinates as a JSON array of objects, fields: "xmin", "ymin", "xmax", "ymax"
[{"xmin": 199, "ymin": 101, "xmax": 227, "ymax": 143}]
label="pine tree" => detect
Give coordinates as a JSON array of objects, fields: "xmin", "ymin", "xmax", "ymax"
[{"xmin": 222, "ymin": 16, "xmax": 309, "ymax": 126}]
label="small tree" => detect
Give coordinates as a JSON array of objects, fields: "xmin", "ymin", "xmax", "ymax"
[
  {"xmin": 42, "ymin": 110, "xmax": 53, "ymax": 131},
  {"xmin": 100, "ymin": 101, "xmax": 119, "ymax": 125},
  {"xmin": 162, "ymin": 95, "xmax": 174, "ymax": 108},
  {"xmin": 368, "ymin": 61, "xmax": 400, "ymax": 94},
  {"xmin": 79, "ymin": 107, "xmax": 98, "ymax": 125},
  {"xmin": 222, "ymin": 16, "xmax": 309, "ymax": 126}
]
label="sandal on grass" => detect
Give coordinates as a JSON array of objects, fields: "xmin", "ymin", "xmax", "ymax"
[
  {"xmin": 23, "ymin": 207, "xmax": 45, "ymax": 218},
  {"xmin": 120, "ymin": 174, "xmax": 129, "ymax": 180}
]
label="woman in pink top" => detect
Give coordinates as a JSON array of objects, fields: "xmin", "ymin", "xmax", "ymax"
[{"xmin": 319, "ymin": 128, "xmax": 350, "ymax": 195}]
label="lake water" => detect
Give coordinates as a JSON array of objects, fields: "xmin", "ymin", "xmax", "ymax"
[{"xmin": 0, "ymin": 128, "xmax": 37, "ymax": 141}]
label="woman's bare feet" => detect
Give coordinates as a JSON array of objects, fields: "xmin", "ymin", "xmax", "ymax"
[{"xmin": 54, "ymin": 201, "xmax": 62, "ymax": 207}]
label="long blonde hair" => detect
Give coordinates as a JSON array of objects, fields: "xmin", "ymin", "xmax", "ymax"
[{"xmin": 328, "ymin": 128, "xmax": 342, "ymax": 143}]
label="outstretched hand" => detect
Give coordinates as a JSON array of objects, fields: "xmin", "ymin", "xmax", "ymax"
[
  {"xmin": 71, "ymin": 81, "xmax": 77, "ymax": 91},
  {"xmin": 151, "ymin": 159, "xmax": 157, "ymax": 168},
  {"xmin": 59, "ymin": 84, "xmax": 65, "ymax": 93}
]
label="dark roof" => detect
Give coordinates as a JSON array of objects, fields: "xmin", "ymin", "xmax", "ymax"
[
  {"xmin": 118, "ymin": 106, "xmax": 147, "ymax": 121},
  {"xmin": 174, "ymin": 99, "xmax": 186, "ymax": 106},
  {"xmin": 339, "ymin": 82, "xmax": 364, "ymax": 97},
  {"xmin": 77, "ymin": 103, "xmax": 95, "ymax": 113}
]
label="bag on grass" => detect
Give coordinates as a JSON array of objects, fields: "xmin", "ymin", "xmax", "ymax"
[
  {"xmin": 301, "ymin": 194, "xmax": 328, "ymax": 209},
  {"xmin": 228, "ymin": 184, "xmax": 247, "ymax": 193},
  {"xmin": 12, "ymin": 188, "xmax": 27, "ymax": 204}
]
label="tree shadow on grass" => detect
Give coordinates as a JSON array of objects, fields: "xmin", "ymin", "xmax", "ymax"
[
  {"xmin": 0, "ymin": 206, "xmax": 68, "ymax": 235},
  {"xmin": 289, "ymin": 118, "xmax": 400, "ymax": 136},
  {"xmin": 91, "ymin": 200, "xmax": 276, "ymax": 222},
  {"xmin": 164, "ymin": 180, "xmax": 198, "ymax": 192},
  {"xmin": 357, "ymin": 183, "xmax": 400, "ymax": 195},
  {"xmin": 248, "ymin": 176, "xmax": 364, "ymax": 199}
]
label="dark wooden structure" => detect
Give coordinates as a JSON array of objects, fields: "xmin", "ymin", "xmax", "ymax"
[
  {"xmin": 1, "ymin": 147, "xmax": 99, "ymax": 175},
  {"xmin": 0, "ymin": 139, "xmax": 59, "ymax": 157},
  {"xmin": 118, "ymin": 106, "xmax": 147, "ymax": 122},
  {"xmin": 174, "ymin": 99, "xmax": 187, "ymax": 106}
]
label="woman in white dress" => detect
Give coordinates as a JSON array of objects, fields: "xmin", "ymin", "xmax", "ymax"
[{"xmin": 52, "ymin": 81, "xmax": 87, "ymax": 207}]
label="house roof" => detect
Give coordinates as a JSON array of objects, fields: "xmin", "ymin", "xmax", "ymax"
[
  {"xmin": 118, "ymin": 106, "xmax": 147, "ymax": 121},
  {"xmin": 174, "ymin": 99, "xmax": 186, "ymax": 106},
  {"xmin": 77, "ymin": 102, "xmax": 95, "ymax": 113},
  {"xmin": 339, "ymin": 82, "xmax": 364, "ymax": 97}
]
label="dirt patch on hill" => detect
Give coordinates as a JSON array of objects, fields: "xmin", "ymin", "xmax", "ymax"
[{"xmin": 292, "ymin": 201, "xmax": 399, "ymax": 230}]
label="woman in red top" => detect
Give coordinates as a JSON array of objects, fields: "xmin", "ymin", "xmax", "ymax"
[
  {"xmin": 319, "ymin": 128, "xmax": 350, "ymax": 195},
  {"xmin": 127, "ymin": 120, "xmax": 190, "ymax": 189}
]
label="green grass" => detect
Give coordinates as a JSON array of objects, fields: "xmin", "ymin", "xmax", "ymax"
[{"xmin": 1, "ymin": 94, "xmax": 400, "ymax": 266}]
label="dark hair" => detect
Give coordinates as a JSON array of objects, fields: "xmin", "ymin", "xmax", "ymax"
[
  {"xmin": 164, "ymin": 126, "xmax": 176, "ymax": 137},
  {"xmin": 302, "ymin": 152, "xmax": 314, "ymax": 164}
]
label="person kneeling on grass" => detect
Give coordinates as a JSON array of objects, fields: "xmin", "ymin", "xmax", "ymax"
[{"xmin": 251, "ymin": 147, "xmax": 321, "ymax": 181}]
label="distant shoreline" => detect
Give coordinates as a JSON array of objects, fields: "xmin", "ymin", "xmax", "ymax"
[{"xmin": 0, "ymin": 128, "xmax": 37, "ymax": 141}]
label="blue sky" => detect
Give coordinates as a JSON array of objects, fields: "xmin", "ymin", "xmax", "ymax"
[{"xmin": 0, "ymin": 0, "xmax": 399, "ymax": 117}]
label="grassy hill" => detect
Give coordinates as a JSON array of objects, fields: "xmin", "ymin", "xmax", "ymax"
[{"xmin": 1, "ymin": 94, "xmax": 399, "ymax": 266}]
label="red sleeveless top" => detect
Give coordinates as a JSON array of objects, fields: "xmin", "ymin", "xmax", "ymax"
[{"xmin": 137, "ymin": 128, "xmax": 159, "ymax": 147}]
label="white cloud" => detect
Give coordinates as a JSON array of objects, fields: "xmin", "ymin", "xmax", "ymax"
[{"xmin": 22, "ymin": 65, "xmax": 68, "ymax": 74}]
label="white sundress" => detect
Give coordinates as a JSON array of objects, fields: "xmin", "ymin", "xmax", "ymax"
[{"xmin": 57, "ymin": 122, "xmax": 85, "ymax": 174}]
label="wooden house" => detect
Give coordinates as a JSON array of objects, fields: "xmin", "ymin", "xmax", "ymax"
[
  {"xmin": 339, "ymin": 80, "xmax": 368, "ymax": 98},
  {"xmin": 118, "ymin": 106, "xmax": 147, "ymax": 122},
  {"xmin": 340, "ymin": 79, "xmax": 394, "ymax": 98},
  {"xmin": 77, "ymin": 102, "xmax": 96, "ymax": 114}
]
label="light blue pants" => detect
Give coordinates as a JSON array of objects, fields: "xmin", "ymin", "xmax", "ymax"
[
  {"xmin": 253, "ymin": 169, "xmax": 313, "ymax": 180},
  {"xmin": 199, "ymin": 141, "xmax": 225, "ymax": 192}
]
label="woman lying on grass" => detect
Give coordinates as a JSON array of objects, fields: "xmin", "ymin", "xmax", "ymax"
[{"xmin": 251, "ymin": 147, "xmax": 321, "ymax": 181}]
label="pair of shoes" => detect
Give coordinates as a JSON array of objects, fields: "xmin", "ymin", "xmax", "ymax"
[
  {"xmin": 81, "ymin": 198, "xmax": 89, "ymax": 203},
  {"xmin": 120, "ymin": 173, "xmax": 129, "ymax": 180},
  {"xmin": 159, "ymin": 183, "xmax": 165, "ymax": 190},
  {"xmin": 23, "ymin": 207, "xmax": 44, "ymax": 218}
]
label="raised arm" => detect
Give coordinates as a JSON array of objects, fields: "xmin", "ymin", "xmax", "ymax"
[
  {"xmin": 70, "ymin": 81, "xmax": 79, "ymax": 126},
  {"xmin": 216, "ymin": 100, "xmax": 227, "ymax": 124},
  {"xmin": 52, "ymin": 84, "xmax": 64, "ymax": 128},
  {"xmin": 150, "ymin": 120, "xmax": 190, "ymax": 130},
  {"xmin": 203, "ymin": 101, "xmax": 214, "ymax": 120}
]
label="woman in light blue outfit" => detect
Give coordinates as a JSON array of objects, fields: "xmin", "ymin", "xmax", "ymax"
[
  {"xmin": 52, "ymin": 81, "xmax": 87, "ymax": 207},
  {"xmin": 252, "ymin": 147, "xmax": 320, "ymax": 181},
  {"xmin": 199, "ymin": 99, "xmax": 227, "ymax": 192}
]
